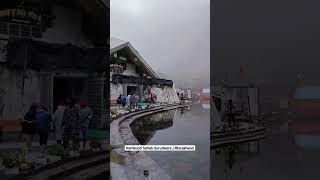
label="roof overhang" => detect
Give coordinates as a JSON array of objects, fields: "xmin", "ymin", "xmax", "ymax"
[{"xmin": 110, "ymin": 38, "xmax": 159, "ymax": 78}]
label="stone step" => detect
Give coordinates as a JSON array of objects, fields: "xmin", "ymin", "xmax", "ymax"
[
  {"xmin": 211, "ymin": 134, "xmax": 270, "ymax": 149},
  {"xmin": 11, "ymin": 151, "xmax": 108, "ymax": 180},
  {"xmin": 211, "ymin": 127, "xmax": 266, "ymax": 138},
  {"xmin": 47, "ymin": 155, "xmax": 108, "ymax": 180},
  {"xmin": 212, "ymin": 130, "xmax": 266, "ymax": 141},
  {"xmin": 60, "ymin": 163, "xmax": 109, "ymax": 180}
]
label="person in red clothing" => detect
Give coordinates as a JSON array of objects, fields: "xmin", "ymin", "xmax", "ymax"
[{"xmin": 79, "ymin": 101, "xmax": 92, "ymax": 151}]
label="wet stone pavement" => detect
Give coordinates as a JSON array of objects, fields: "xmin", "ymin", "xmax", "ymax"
[{"xmin": 212, "ymin": 111, "xmax": 320, "ymax": 180}]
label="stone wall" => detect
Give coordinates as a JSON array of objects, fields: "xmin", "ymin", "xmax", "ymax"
[
  {"xmin": 150, "ymin": 86, "xmax": 179, "ymax": 104},
  {"xmin": 0, "ymin": 65, "xmax": 40, "ymax": 120},
  {"xmin": 110, "ymin": 82, "xmax": 180, "ymax": 104},
  {"xmin": 110, "ymin": 83, "xmax": 123, "ymax": 100}
]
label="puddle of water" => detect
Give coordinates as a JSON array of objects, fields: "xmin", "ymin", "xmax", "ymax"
[
  {"xmin": 131, "ymin": 103, "xmax": 210, "ymax": 180},
  {"xmin": 212, "ymin": 118, "xmax": 320, "ymax": 180}
]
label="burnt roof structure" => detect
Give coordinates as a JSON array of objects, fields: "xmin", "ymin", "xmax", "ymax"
[
  {"xmin": 1, "ymin": 0, "xmax": 109, "ymax": 46},
  {"xmin": 6, "ymin": 39, "xmax": 108, "ymax": 72},
  {"xmin": 110, "ymin": 37, "xmax": 159, "ymax": 78}
]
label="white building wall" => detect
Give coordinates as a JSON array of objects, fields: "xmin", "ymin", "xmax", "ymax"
[
  {"xmin": 0, "ymin": 5, "xmax": 95, "ymax": 121},
  {"xmin": 110, "ymin": 83, "xmax": 123, "ymax": 100},
  {"xmin": 122, "ymin": 63, "xmax": 139, "ymax": 77},
  {"xmin": 151, "ymin": 85, "xmax": 180, "ymax": 104}
]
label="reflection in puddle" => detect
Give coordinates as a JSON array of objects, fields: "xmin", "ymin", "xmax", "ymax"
[
  {"xmin": 213, "ymin": 143, "xmax": 260, "ymax": 179},
  {"xmin": 131, "ymin": 104, "xmax": 210, "ymax": 180},
  {"xmin": 131, "ymin": 110, "xmax": 175, "ymax": 145},
  {"xmin": 213, "ymin": 116, "xmax": 320, "ymax": 180}
]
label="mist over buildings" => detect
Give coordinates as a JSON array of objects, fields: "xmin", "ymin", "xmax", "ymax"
[
  {"xmin": 213, "ymin": 0, "xmax": 320, "ymax": 97},
  {"xmin": 111, "ymin": 0, "xmax": 210, "ymax": 89}
]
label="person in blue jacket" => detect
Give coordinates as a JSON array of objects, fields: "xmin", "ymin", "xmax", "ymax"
[
  {"xmin": 34, "ymin": 105, "xmax": 52, "ymax": 153},
  {"xmin": 121, "ymin": 95, "xmax": 127, "ymax": 108}
]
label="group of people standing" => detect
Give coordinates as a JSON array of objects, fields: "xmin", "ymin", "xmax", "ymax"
[
  {"xmin": 21, "ymin": 97, "xmax": 92, "ymax": 153},
  {"xmin": 117, "ymin": 93, "xmax": 140, "ymax": 109}
]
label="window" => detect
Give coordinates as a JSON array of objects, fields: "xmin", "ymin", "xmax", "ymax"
[
  {"xmin": 119, "ymin": 56, "xmax": 127, "ymax": 61},
  {"xmin": 31, "ymin": 26, "xmax": 41, "ymax": 38},
  {"xmin": 21, "ymin": 24, "xmax": 31, "ymax": 37},
  {"xmin": 0, "ymin": 21, "xmax": 41, "ymax": 39},
  {"xmin": 0, "ymin": 22, "xmax": 8, "ymax": 34},
  {"xmin": 9, "ymin": 23, "xmax": 19, "ymax": 37}
]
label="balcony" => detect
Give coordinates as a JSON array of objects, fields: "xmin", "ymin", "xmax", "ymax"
[{"xmin": 111, "ymin": 74, "xmax": 173, "ymax": 86}]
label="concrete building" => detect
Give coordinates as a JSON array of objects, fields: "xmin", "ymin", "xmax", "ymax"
[
  {"xmin": 0, "ymin": 0, "xmax": 109, "ymax": 131},
  {"xmin": 110, "ymin": 37, "xmax": 179, "ymax": 104}
]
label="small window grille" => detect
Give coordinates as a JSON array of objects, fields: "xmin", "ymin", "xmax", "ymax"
[{"xmin": 0, "ymin": 21, "xmax": 41, "ymax": 39}]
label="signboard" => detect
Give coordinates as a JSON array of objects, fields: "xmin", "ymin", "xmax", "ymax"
[
  {"xmin": 202, "ymin": 88, "xmax": 210, "ymax": 94},
  {"xmin": 0, "ymin": 6, "xmax": 41, "ymax": 25}
]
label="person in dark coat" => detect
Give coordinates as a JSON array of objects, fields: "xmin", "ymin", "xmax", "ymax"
[
  {"xmin": 22, "ymin": 103, "xmax": 38, "ymax": 150},
  {"xmin": 117, "ymin": 95, "xmax": 122, "ymax": 107},
  {"xmin": 227, "ymin": 99, "xmax": 236, "ymax": 127},
  {"xmin": 62, "ymin": 97, "xmax": 80, "ymax": 152}
]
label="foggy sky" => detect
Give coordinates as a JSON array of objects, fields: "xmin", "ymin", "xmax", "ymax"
[
  {"xmin": 213, "ymin": 0, "xmax": 320, "ymax": 96},
  {"xmin": 111, "ymin": 0, "xmax": 210, "ymax": 89}
]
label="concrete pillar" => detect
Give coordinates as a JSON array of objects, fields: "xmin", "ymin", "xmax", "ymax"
[{"xmin": 88, "ymin": 72, "xmax": 105, "ymax": 129}]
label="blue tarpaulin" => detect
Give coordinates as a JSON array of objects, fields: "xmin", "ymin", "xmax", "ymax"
[
  {"xmin": 294, "ymin": 135, "xmax": 320, "ymax": 150},
  {"xmin": 294, "ymin": 86, "xmax": 320, "ymax": 100}
]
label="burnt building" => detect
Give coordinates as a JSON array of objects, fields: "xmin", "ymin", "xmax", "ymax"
[
  {"xmin": 110, "ymin": 37, "xmax": 179, "ymax": 104},
  {"xmin": 0, "ymin": 0, "xmax": 109, "ymax": 131}
]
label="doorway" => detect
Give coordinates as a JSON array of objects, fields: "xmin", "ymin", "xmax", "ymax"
[
  {"xmin": 127, "ymin": 85, "xmax": 138, "ymax": 95},
  {"xmin": 53, "ymin": 77, "xmax": 88, "ymax": 111}
]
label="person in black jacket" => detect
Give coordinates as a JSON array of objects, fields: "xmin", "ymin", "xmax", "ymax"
[
  {"xmin": 21, "ymin": 103, "xmax": 38, "ymax": 150},
  {"xmin": 227, "ymin": 99, "xmax": 236, "ymax": 127}
]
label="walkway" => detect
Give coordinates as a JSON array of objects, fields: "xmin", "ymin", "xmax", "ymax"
[
  {"xmin": 111, "ymin": 103, "xmax": 189, "ymax": 180},
  {"xmin": 211, "ymin": 123, "xmax": 271, "ymax": 149}
]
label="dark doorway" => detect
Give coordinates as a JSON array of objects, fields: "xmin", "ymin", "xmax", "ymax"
[
  {"xmin": 127, "ymin": 86, "xmax": 138, "ymax": 95},
  {"xmin": 53, "ymin": 77, "xmax": 88, "ymax": 111}
]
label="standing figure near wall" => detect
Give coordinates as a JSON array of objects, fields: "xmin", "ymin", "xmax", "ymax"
[
  {"xmin": 22, "ymin": 103, "xmax": 38, "ymax": 150},
  {"xmin": 52, "ymin": 100, "xmax": 66, "ymax": 145},
  {"xmin": 129, "ymin": 94, "xmax": 135, "ymax": 108},
  {"xmin": 120, "ymin": 95, "xmax": 126, "ymax": 108},
  {"xmin": 127, "ymin": 93, "xmax": 131, "ymax": 106},
  {"xmin": 62, "ymin": 97, "xmax": 80, "ymax": 154},
  {"xmin": 227, "ymin": 99, "xmax": 236, "ymax": 127},
  {"xmin": 79, "ymin": 101, "xmax": 92, "ymax": 151},
  {"xmin": 34, "ymin": 106, "xmax": 52, "ymax": 153},
  {"xmin": 134, "ymin": 94, "xmax": 140, "ymax": 109}
]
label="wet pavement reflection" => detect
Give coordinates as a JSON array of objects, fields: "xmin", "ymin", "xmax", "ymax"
[
  {"xmin": 212, "ymin": 111, "xmax": 320, "ymax": 180},
  {"xmin": 131, "ymin": 103, "xmax": 210, "ymax": 180}
]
